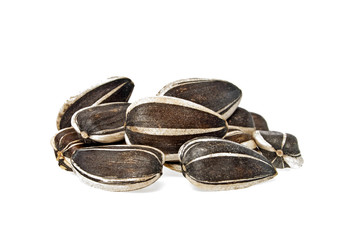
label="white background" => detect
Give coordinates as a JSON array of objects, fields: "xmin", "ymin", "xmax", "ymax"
[{"xmin": 1, "ymin": 1, "xmax": 354, "ymax": 239}]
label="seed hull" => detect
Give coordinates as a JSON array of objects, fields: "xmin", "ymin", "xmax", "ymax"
[
  {"xmin": 179, "ymin": 137, "xmax": 277, "ymax": 191},
  {"xmin": 125, "ymin": 96, "xmax": 228, "ymax": 157},
  {"xmin": 57, "ymin": 77, "xmax": 134, "ymax": 130},
  {"xmin": 70, "ymin": 145, "xmax": 164, "ymax": 191},
  {"xmin": 157, "ymin": 78, "xmax": 242, "ymax": 119}
]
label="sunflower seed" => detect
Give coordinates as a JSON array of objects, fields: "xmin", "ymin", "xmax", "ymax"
[
  {"xmin": 252, "ymin": 130, "xmax": 303, "ymax": 168},
  {"xmin": 227, "ymin": 107, "xmax": 256, "ymax": 135},
  {"xmin": 157, "ymin": 78, "xmax": 242, "ymax": 119},
  {"xmin": 250, "ymin": 112, "xmax": 269, "ymax": 131},
  {"xmin": 71, "ymin": 145, "xmax": 164, "ymax": 192},
  {"xmin": 71, "ymin": 102, "xmax": 130, "ymax": 143},
  {"xmin": 125, "ymin": 96, "xmax": 228, "ymax": 163},
  {"xmin": 179, "ymin": 137, "xmax": 277, "ymax": 190},
  {"xmin": 57, "ymin": 77, "xmax": 134, "ymax": 130},
  {"xmin": 50, "ymin": 127, "xmax": 86, "ymax": 171}
]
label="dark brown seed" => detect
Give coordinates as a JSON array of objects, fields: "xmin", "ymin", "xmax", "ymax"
[
  {"xmin": 125, "ymin": 96, "xmax": 228, "ymax": 163},
  {"xmin": 253, "ymin": 130, "xmax": 303, "ymax": 168},
  {"xmin": 57, "ymin": 77, "xmax": 134, "ymax": 130},
  {"xmin": 71, "ymin": 145, "xmax": 164, "ymax": 191},
  {"xmin": 227, "ymin": 107, "xmax": 256, "ymax": 135},
  {"xmin": 51, "ymin": 127, "xmax": 87, "ymax": 171},
  {"xmin": 179, "ymin": 137, "xmax": 277, "ymax": 190},
  {"xmin": 157, "ymin": 78, "xmax": 242, "ymax": 119},
  {"xmin": 250, "ymin": 112, "xmax": 269, "ymax": 131},
  {"xmin": 71, "ymin": 102, "xmax": 130, "ymax": 143}
]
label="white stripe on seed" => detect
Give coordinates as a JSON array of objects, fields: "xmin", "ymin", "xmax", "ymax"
[
  {"xmin": 126, "ymin": 126, "xmax": 226, "ymax": 136},
  {"xmin": 185, "ymin": 152, "xmax": 272, "ymax": 167},
  {"xmin": 92, "ymin": 81, "xmax": 127, "ymax": 106},
  {"xmin": 126, "ymin": 96, "xmax": 226, "ymax": 120}
]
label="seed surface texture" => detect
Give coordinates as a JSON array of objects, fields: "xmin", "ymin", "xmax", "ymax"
[
  {"xmin": 125, "ymin": 96, "xmax": 228, "ymax": 162},
  {"xmin": 157, "ymin": 78, "xmax": 242, "ymax": 119},
  {"xmin": 71, "ymin": 145, "xmax": 164, "ymax": 191},
  {"xmin": 71, "ymin": 102, "xmax": 130, "ymax": 143},
  {"xmin": 250, "ymin": 112, "xmax": 269, "ymax": 131},
  {"xmin": 179, "ymin": 137, "xmax": 277, "ymax": 191}
]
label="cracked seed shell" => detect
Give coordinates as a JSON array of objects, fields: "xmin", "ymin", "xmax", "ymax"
[
  {"xmin": 125, "ymin": 96, "xmax": 228, "ymax": 163},
  {"xmin": 252, "ymin": 130, "xmax": 303, "ymax": 168},
  {"xmin": 157, "ymin": 78, "xmax": 242, "ymax": 119},
  {"xmin": 178, "ymin": 137, "xmax": 277, "ymax": 191},
  {"xmin": 71, "ymin": 102, "xmax": 130, "ymax": 143},
  {"xmin": 57, "ymin": 77, "xmax": 134, "ymax": 130},
  {"xmin": 71, "ymin": 145, "xmax": 165, "ymax": 192}
]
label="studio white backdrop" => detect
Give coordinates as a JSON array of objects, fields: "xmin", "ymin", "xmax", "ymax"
[{"xmin": 0, "ymin": 1, "xmax": 354, "ymax": 239}]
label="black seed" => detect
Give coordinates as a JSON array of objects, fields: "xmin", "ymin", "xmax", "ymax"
[
  {"xmin": 57, "ymin": 77, "xmax": 134, "ymax": 130},
  {"xmin": 157, "ymin": 78, "xmax": 242, "ymax": 119},
  {"xmin": 253, "ymin": 130, "xmax": 303, "ymax": 169},
  {"xmin": 125, "ymin": 96, "xmax": 228, "ymax": 161},
  {"xmin": 71, "ymin": 102, "xmax": 130, "ymax": 143},
  {"xmin": 71, "ymin": 145, "xmax": 164, "ymax": 192},
  {"xmin": 179, "ymin": 137, "xmax": 277, "ymax": 190}
]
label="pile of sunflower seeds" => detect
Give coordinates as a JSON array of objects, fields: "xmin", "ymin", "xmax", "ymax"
[{"xmin": 51, "ymin": 77, "xmax": 303, "ymax": 191}]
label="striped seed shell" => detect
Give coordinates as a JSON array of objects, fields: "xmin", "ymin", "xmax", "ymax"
[
  {"xmin": 227, "ymin": 107, "xmax": 256, "ymax": 135},
  {"xmin": 71, "ymin": 145, "xmax": 164, "ymax": 192},
  {"xmin": 50, "ymin": 127, "xmax": 87, "ymax": 171},
  {"xmin": 57, "ymin": 76, "xmax": 134, "ymax": 130},
  {"xmin": 179, "ymin": 137, "xmax": 277, "ymax": 191},
  {"xmin": 125, "ymin": 96, "xmax": 228, "ymax": 162},
  {"xmin": 253, "ymin": 130, "xmax": 303, "ymax": 169},
  {"xmin": 157, "ymin": 78, "xmax": 242, "ymax": 119},
  {"xmin": 224, "ymin": 129, "xmax": 259, "ymax": 153},
  {"xmin": 250, "ymin": 112, "xmax": 269, "ymax": 131},
  {"xmin": 71, "ymin": 102, "xmax": 130, "ymax": 143}
]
